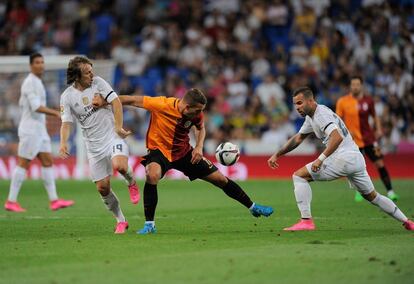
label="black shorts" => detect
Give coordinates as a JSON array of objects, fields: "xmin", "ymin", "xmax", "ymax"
[
  {"xmin": 360, "ymin": 144, "xmax": 383, "ymax": 162},
  {"xmin": 141, "ymin": 149, "xmax": 218, "ymax": 181}
]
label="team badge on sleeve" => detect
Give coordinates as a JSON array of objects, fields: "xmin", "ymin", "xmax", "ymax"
[{"xmin": 60, "ymin": 105, "xmax": 64, "ymax": 114}]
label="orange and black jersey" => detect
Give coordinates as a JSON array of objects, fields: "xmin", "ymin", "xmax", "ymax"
[
  {"xmin": 336, "ymin": 93, "xmax": 376, "ymax": 148},
  {"xmin": 143, "ymin": 96, "xmax": 203, "ymax": 162}
]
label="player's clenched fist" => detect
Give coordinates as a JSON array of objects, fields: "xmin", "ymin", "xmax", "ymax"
[
  {"xmin": 191, "ymin": 146, "xmax": 203, "ymax": 164},
  {"xmin": 115, "ymin": 127, "xmax": 131, "ymax": 139}
]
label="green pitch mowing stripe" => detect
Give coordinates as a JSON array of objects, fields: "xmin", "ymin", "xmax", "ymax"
[{"xmin": 0, "ymin": 179, "xmax": 413, "ymax": 284}]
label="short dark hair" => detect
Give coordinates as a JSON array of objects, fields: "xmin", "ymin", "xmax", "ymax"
[
  {"xmin": 183, "ymin": 88, "xmax": 207, "ymax": 106},
  {"xmin": 66, "ymin": 56, "xmax": 93, "ymax": 84},
  {"xmin": 292, "ymin": 86, "xmax": 314, "ymax": 99},
  {"xmin": 350, "ymin": 75, "xmax": 363, "ymax": 83},
  {"xmin": 29, "ymin": 53, "xmax": 43, "ymax": 64}
]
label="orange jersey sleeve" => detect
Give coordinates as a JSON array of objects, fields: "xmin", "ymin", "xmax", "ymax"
[{"xmin": 143, "ymin": 96, "xmax": 170, "ymax": 112}]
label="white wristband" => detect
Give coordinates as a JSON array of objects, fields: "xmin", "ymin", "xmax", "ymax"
[{"xmin": 318, "ymin": 153, "xmax": 327, "ymax": 162}]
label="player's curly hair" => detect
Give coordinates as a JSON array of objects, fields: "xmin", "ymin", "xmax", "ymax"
[
  {"xmin": 183, "ymin": 88, "xmax": 207, "ymax": 106},
  {"xmin": 66, "ymin": 56, "xmax": 93, "ymax": 85}
]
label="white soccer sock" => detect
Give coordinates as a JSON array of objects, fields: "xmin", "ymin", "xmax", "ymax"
[
  {"xmin": 370, "ymin": 193, "xmax": 408, "ymax": 222},
  {"xmin": 8, "ymin": 166, "xmax": 27, "ymax": 202},
  {"xmin": 41, "ymin": 167, "xmax": 58, "ymax": 201},
  {"xmin": 387, "ymin": 190, "xmax": 396, "ymax": 196},
  {"xmin": 145, "ymin": 221, "xmax": 155, "ymax": 226},
  {"xmin": 101, "ymin": 190, "xmax": 126, "ymax": 222},
  {"xmin": 293, "ymin": 175, "xmax": 312, "ymax": 219},
  {"xmin": 121, "ymin": 167, "xmax": 134, "ymax": 185}
]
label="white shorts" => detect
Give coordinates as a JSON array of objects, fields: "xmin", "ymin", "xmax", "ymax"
[
  {"xmin": 306, "ymin": 151, "xmax": 375, "ymax": 195},
  {"xmin": 89, "ymin": 138, "xmax": 129, "ymax": 182},
  {"xmin": 18, "ymin": 134, "xmax": 51, "ymax": 160}
]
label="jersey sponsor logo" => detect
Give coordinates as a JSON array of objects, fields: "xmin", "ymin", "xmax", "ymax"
[
  {"xmin": 78, "ymin": 105, "xmax": 99, "ymax": 124},
  {"xmin": 184, "ymin": 121, "xmax": 192, "ymax": 128},
  {"xmin": 82, "ymin": 97, "xmax": 89, "ymax": 105}
]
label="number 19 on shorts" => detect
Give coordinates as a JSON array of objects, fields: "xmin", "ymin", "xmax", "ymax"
[{"xmin": 113, "ymin": 144, "xmax": 123, "ymax": 154}]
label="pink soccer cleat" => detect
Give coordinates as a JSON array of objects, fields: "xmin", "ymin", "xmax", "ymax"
[
  {"xmin": 128, "ymin": 182, "xmax": 140, "ymax": 205},
  {"xmin": 403, "ymin": 220, "xmax": 414, "ymax": 231},
  {"xmin": 283, "ymin": 219, "xmax": 316, "ymax": 231},
  {"xmin": 115, "ymin": 221, "xmax": 129, "ymax": 234},
  {"xmin": 4, "ymin": 201, "xmax": 26, "ymax": 212},
  {"xmin": 50, "ymin": 199, "xmax": 75, "ymax": 211}
]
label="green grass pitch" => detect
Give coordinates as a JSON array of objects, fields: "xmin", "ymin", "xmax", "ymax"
[{"xmin": 0, "ymin": 179, "xmax": 413, "ymax": 284}]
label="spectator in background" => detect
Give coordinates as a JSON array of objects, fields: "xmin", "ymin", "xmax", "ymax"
[
  {"xmin": 0, "ymin": 0, "xmax": 413, "ymax": 154},
  {"xmin": 255, "ymin": 74, "xmax": 285, "ymax": 106}
]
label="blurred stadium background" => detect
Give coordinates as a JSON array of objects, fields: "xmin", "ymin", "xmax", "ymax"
[
  {"xmin": 1, "ymin": 1, "xmax": 414, "ymax": 284},
  {"xmin": 0, "ymin": 0, "xmax": 413, "ymax": 180}
]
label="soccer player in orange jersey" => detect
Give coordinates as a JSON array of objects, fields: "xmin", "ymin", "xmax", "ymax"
[
  {"xmin": 93, "ymin": 88, "xmax": 273, "ymax": 234},
  {"xmin": 336, "ymin": 76, "xmax": 398, "ymax": 202}
]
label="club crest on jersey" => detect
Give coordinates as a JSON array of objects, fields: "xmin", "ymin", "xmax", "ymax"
[
  {"xmin": 184, "ymin": 121, "xmax": 192, "ymax": 128},
  {"xmin": 82, "ymin": 97, "xmax": 89, "ymax": 105}
]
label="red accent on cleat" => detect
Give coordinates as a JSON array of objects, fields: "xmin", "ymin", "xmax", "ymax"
[
  {"xmin": 403, "ymin": 220, "xmax": 414, "ymax": 231},
  {"xmin": 115, "ymin": 221, "xmax": 129, "ymax": 234},
  {"xmin": 283, "ymin": 219, "xmax": 316, "ymax": 231},
  {"xmin": 4, "ymin": 201, "xmax": 26, "ymax": 212},
  {"xmin": 128, "ymin": 182, "xmax": 140, "ymax": 205},
  {"xmin": 50, "ymin": 199, "xmax": 75, "ymax": 211}
]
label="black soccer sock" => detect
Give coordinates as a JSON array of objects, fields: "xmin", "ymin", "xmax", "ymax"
[
  {"xmin": 144, "ymin": 183, "xmax": 158, "ymax": 221},
  {"xmin": 378, "ymin": 166, "xmax": 392, "ymax": 191},
  {"xmin": 219, "ymin": 179, "xmax": 253, "ymax": 208}
]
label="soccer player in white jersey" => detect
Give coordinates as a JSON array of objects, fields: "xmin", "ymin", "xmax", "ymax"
[
  {"xmin": 4, "ymin": 53, "xmax": 74, "ymax": 212},
  {"xmin": 59, "ymin": 56, "xmax": 140, "ymax": 234},
  {"xmin": 268, "ymin": 87, "xmax": 414, "ymax": 231}
]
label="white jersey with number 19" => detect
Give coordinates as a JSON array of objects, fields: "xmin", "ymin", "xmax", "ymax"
[{"xmin": 60, "ymin": 76, "xmax": 120, "ymax": 160}]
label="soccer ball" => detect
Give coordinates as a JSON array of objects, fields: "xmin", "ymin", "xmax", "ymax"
[{"xmin": 215, "ymin": 142, "xmax": 240, "ymax": 166}]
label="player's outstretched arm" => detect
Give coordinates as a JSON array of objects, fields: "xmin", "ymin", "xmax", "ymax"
[
  {"xmin": 35, "ymin": 106, "xmax": 60, "ymax": 118},
  {"xmin": 119, "ymin": 95, "xmax": 144, "ymax": 108},
  {"xmin": 59, "ymin": 122, "xmax": 72, "ymax": 159},
  {"xmin": 111, "ymin": 98, "xmax": 131, "ymax": 138},
  {"xmin": 268, "ymin": 133, "xmax": 309, "ymax": 169}
]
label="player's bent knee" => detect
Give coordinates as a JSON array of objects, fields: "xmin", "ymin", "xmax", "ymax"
[
  {"xmin": 41, "ymin": 161, "xmax": 53, "ymax": 167},
  {"xmin": 114, "ymin": 163, "xmax": 127, "ymax": 174},
  {"xmin": 146, "ymin": 172, "xmax": 160, "ymax": 184},
  {"xmin": 292, "ymin": 174, "xmax": 307, "ymax": 183},
  {"xmin": 95, "ymin": 179, "xmax": 111, "ymax": 196},
  {"xmin": 17, "ymin": 157, "xmax": 31, "ymax": 169},
  {"xmin": 375, "ymin": 160, "xmax": 384, "ymax": 168},
  {"xmin": 363, "ymin": 190, "xmax": 377, "ymax": 202},
  {"xmin": 293, "ymin": 169, "xmax": 312, "ymax": 181}
]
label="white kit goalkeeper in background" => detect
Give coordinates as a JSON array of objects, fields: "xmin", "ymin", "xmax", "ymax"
[
  {"xmin": 59, "ymin": 56, "xmax": 139, "ymax": 234},
  {"xmin": 5, "ymin": 53, "xmax": 74, "ymax": 212},
  {"xmin": 268, "ymin": 86, "xmax": 414, "ymax": 231}
]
